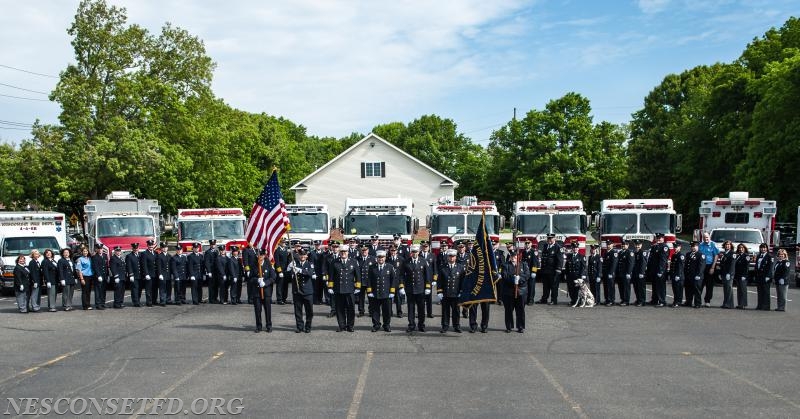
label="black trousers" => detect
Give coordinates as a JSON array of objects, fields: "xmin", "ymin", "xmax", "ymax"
[
  {"xmin": 356, "ymin": 285, "xmax": 367, "ymax": 314},
  {"xmin": 253, "ymin": 291, "xmax": 272, "ymax": 330},
  {"xmin": 406, "ymin": 293, "xmax": 426, "ymax": 329},
  {"xmin": 369, "ymin": 298, "xmax": 392, "ymax": 328},
  {"xmin": 538, "ymin": 271, "xmax": 556, "ymax": 302},
  {"xmin": 756, "ymin": 280, "xmax": 771, "ymax": 310},
  {"xmin": 653, "ymin": 274, "xmax": 666, "ymax": 305},
  {"xmin": 671, "ymin": 278, "xmax": 683, "ymax": 305},
  {"xmin": 113, "ymin": 279, "xmax": 125, "ymax": 307},
  {"xmin": 93, "ymin": 276, "xmax": 105, "ymax": 308},
  {"xmin": 603, "ymin": 274, "xmax": 616, "ymax": 304},
  {"xmin": 425, "ymin": 292, "xmax": 433, "ymax": 316},
  {"xmin": 208, "ymin": 273, "xmax": 221, "ymax": 303},
  {"xmin": 219, "ymin": 278, "xmax": 229, "ymax": 303},
  {"xmin": 590, "ymin": 278, "xmax": 602, "ymax": 305},
  {"xmin": 159, "ymin": 277, "xmax": 170, "ymax": 304},
  {"xmin": 501, "ymin": 294, "xmax": 525, "ymax": 330},
  {"xmin": 143, "ymin": 277, "xmax": 153, "ymax": 305},
  {"xmin": 334, "ymin": 293, "xmax": 355, "ymax": 329},
  {"xmin": 276, "ymin": 274, "xmax": 289, "ymax": 303},
  {"xmin": 131, "ymin": 277, "xmax": 142, "ymax": 305},
  {"xmin": 247, "ymin": 280, "xmax": 255, "ymax": 304},
  {"xmin": 394, "ymin": 292, "xmax": 405, "ymax": 315},
  {"xmin": 685, "ymin": 279, "xmax": 702, "ymax": 307},
  {"xmin": 81, "ymin": 275, "xmax": 94, "ymax": 309},
  {"xmin": 617, "ymin": 275, "xmax": 630, "ymax": 303},
  {"xmin": 702, "ymin": 264, "xmax": 715, "ymax": 303},
  {"xmin": 469, "ymin": 302, "xmax": 490, "ymax": 329},
  {"xmin": 547, "ymin": 271, "xmax": 560, "ymax": 302},
  {"xmin": 232, "ymin": 279, "xmax": 242, "ymax": 303},
  {"xmin": 526, "ymin": 274, "xmax": 537, "ymax": 303},
  {"xmin": 191, "ymin": 278, "xmax": 201, "ymax": 304},
  {"xmin": 440, "ymin": 297, "xmax": 460, "ymax": 329},
  {"xmin": 632, "ymin": 274, "xmax": 646, "ymax": 303},
  {"xmin": 567, "ymin": 275, "xmax": 580, "ymax": 304},
  {"xmin": 293, "ymin": 293, "xmax": 313, "ymax": 330},
  {"xmin": 174, "ymin": 279, "xmax": 186, "ymax": 303}
]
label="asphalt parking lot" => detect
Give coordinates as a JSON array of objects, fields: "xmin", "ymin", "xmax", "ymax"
[{"xmin": 0, "ymin": 282, "xmax": 798, "ymax": 418}]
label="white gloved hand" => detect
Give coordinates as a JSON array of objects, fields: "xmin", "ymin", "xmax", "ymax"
[
  {"xmin": 33, "ymin": 282, "xmax": 38, "ymax": 289},
  {"xmin": 399, "ymin": 289, "xmax": 406, "ymax": 296},
  {"xmin": 258, "ymin": 279, "xmax": 265, "ymax": 287},
  {"xmin": 626, "ymin": 274, "xmax": 631, "ymax": 280},
  {"xmin": 128, "ymin": 276, "xmax": 134, "ymax": 282},
  {"xmin": 311, "ymin": 274, "xmax": 317, "ymax": 279},
  {"xmin": 532, "ymin": 273, "xmax": 537, "ymax": 279},
  {"xmin": 779, "ymin": 279, "xmax": 785, "ymax": 285},
  {"xmin": 279, "ymin": 273, "xmax": 284, "ymax": 278},
  {"xmin": 726, "ymin": 274, "xmax": 731, "ymax": 281},
  {"xmin": 328, "ymin": 288, "xmax": 334, "ymax": 295},
  {"xmin": 424, "ymin": 289, "xmax": 431, "ymax": 295},
  {"xmin": 206, "ymin": 273, "xmax": 212, "ymax": 278},
  {"xmin": 368, "ymin": 293, "xmax": 374, "ymax": 298},
  {"xmin": 437, "ymin": 293, "xmax": 443, "ymax": 300},
  {"xmin": 432, "ymin": 281, "xmax": 437, "ymax": 289},
  {"xmin": 638, "ymin": 274, "xmax": 644, "ymax": 279},
  {"xmin": 657, "ymin": 273, "xmax": 662, "ymax": 278},
  {"xmin": 60, "ymin": 280, "xmax": 66, "ymax": 286},
  {"xmin": 354, "ymin": 289, "xmax": 361, "ymax": 295},
  {"xmin": 233, "ymin": 277, "xmax": 237, "ymax": 283},
  {"xmin": 389, "ymin": 293, "xmax": 395, "ymax": 299},
  {"xmin": 19, "ymin": 284, "xmax": 24, "ymax": 291},
  {"xmin": 190, "ymin": 276, "xmax": 196, "ymax": 281},
  {"xmin": 159, "ymin": 275, "xmax": 163, "ymax": 280},
  {"xmin": 47, "ymin": 282, "xmax": 52, "ymax": 289},
  {"xmin": 694, "ymin": 276, "xmax": 700, "ymax": 281},
  {"xmin": 98, "ymin": 276, "xmax": 103, "ymax": 281},
  {"xmin": 608, "ymin": 274, "xmax": 613, "ymax": 279},
  {"xmin": 766, "ymin": 277, "xmax": 771, "ymax": 282},
  {"xmin": 596, "ymin": 277, "xmax": 601, "ymax": 283},
  {"xmin": 223, "ymin": 275, "xmax": 227, "ymax": 281},
  {"xmin": 115, "ymin": 278, "xmax": 120, "ymax": 284},
  {"xmin": 514, "ymin": 275, "xmax": 520, "ymax": 285},
  {"xmin": 295, "ymin": 266, "xmax": 302, "ymax": 274},
  {"xmin": 145, "ymin": 275, "xmax": 151, "ymax": 281}
]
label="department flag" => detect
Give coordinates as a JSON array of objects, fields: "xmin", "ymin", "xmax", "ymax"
[
  {"xmin": 458, "ymin": 210, "xmax": 500, "ymax": 307},
  {"xmin": 245, "ymin": 170, "xmax": 290, "ymax": 262}
]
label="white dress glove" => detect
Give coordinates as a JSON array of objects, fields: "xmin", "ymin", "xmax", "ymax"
[
  {"xmin": 514, "ymin": 275, "xmax": 520, "ymax": 284},
  {"xmin": 368, "ymin": 293, "xmax": 374, "ymax": 298},
  {"xmin": 437, "ymin": 293, "xmax": 443, "ymax": 300},
  {"xmin": 694, "ymin": 276, "xmax": 700, "ymax": 281},
  {"xmin": 279, "ymin": 273, "xmax": 284, "ymax": 278},
  {"xmin": 33, "ymin": 282, "xmax": 38, "ymax": 289},
  {"xmin": 766, "ymin": 277, "xmax": 771, "ymax": 282},
  {"xmin": 258, "ymin": 279, "xmax": 266, "ymax": 287},
  {"xmin": 779, "ymin": 279, "xmax": 785, "ymax": 285},
  {"xmin": 389, "ymin": 293, "xmax": 395, "ymax": 299},
  {"xmin": 596, "ymin": 277, "xmax": 601, "ymax": 283},
  {"xmin": 233, "ymin": 277, "xmax": 237, "ymax": 283},
  {"xmin": 725, "ymin": 274, "xmax": 731, "ymax": 281},
  {"xmin": 354, "ymin": 289, "xmax": 361, "ymax": 295},
  {"xmin": 432, "ymin": 281, "xmax": 437, "ymax": 288},
  {"xmin": 145, "ymin": 275, "xmax": 151, "ymax": 281},
  {"xmin": 532, "ymin": 273, "xmax": 537, "ymax": 279},
  {"xmin": 115, "ymin": 278, "xmax": 120, "ymax": 284},
  {"xmin": 47, "ymin": 282, "xmax": 52, "ymax": 289},
  {"xmin": 424, "ymin": 289, "xmax": 431, "ymax": 295},
  {"xmin": 608, "ymin": 274, "xmax": 613, "ymax": 279},
  {"xmin": 19, "ymin": 284, "xmax": 24, "ymax": 291},
  {"xmin": 206, "ymin": 273, "xmax": 212, "ymax": 278},
  {"xmin": 399, "ymin": 289, "xmax": 406, "ymax": 296},
  {"xmin": 638, "ymin": 274, "xmax": 644, "ymax": 279},
  {"xmin": 60, "ymin": 280, "xmax": 66, "ymax": 286},
  {"xmin": 223, "ymin": 275, "xmax": 227, "ymax": 281},
  {"xmin": 328, "ymin": 288, "xmax": 334, "ymax": 294},
  {"xmin": 657, "ymin": 273, "xmax": 662, "ymax": 278},
  {"xmin": 191, "ymin": 276, "xmax": 196, "ymax": 281},
  {"xmin": 98, "ymin": 276, "xmax": 103, "ymax": 282},
  {"xmin": 129, "ymin": 276, "xmax": 134, "ymax": 282},
  {"xmin": 159, "ymin": 275, "xmax": 163, "ymax": 280},
  {"xmin": 311, "ymin": 274, "xmax": 317, "ymax": 279}
]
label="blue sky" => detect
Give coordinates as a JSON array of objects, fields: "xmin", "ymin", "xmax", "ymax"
[{"xmin": 0, "ymin": 0, "xmax": 796, "ymax": 145}]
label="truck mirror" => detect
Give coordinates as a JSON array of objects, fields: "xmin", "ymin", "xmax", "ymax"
[
  {"xmin": 500, "ymin": 215, "xmax": 506, "ymax": 230},
  {"xmin": 773, "ymin": 231, "xmax": 781, "ymax": 247},
  {"xmin": 692, "ymin": 229, "xmax": 701, "ymax": 241},
  {"xmin": 413, "ymin": 218, "xmax": 419, "ymax": 234},
  {"xmin": 676, "ymin": 214, "xmax": 683, "ymax": 233}
]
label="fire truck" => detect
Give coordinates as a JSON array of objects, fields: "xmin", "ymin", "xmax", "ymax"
[
  {"xmin": 1, "ymin": 212, "xmax": 67, "ymax": 291},
  {"xmin": 596, "ymin": 199, "xmax": 681, "ymax": 255},
  {"xmin": 84, "ymin": 191, "xmax": 161, "ymax": 253},
  {"xmin": 694, "ymin": 192, "xmax": 778, "ymax": 272},
  {"xmin": 427, "ymin": 197, "xmax": 502, "ymax": 255},
  {"xmin": 285, "ymin": 204, "xmax": 331, "ymax": 248},
  {"xmin": 512, "ymin": 200, "xmax": 587, "ymax": 254},
  {"xmin": 342, "ymin": 198, "xmax": 417, "ymax": 247},
  {"xmin": 175, "ymin": 208, "xmax": 247, "ymax": 251}
]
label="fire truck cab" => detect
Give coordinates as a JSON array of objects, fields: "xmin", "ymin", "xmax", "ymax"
[
  {"xmin": 694, "ymin": 192, "xmax": 778, "ymax": 271},
  {"xmin": 175, "ymin": 208, "xmax": 247, "ymax": 251},
  {"xmin": 285, "ymin": 204, "xmax": 332, "ymax": 248},
  {"xmin": 596, "ymin": 199, "xmax": 681, "ymax": 255},
  {"xmin": 84, "ymin": 191, "xmax": 161, "ymax": 253},
  {"xmin": 341, "ymin": 198, "xmax": 417, "ymax": 247},
  {"xmin": 512, "ymin": 200, "xmax": 587, "ymax": 254},
  {"xmin": 427, "ymin": 196, "xmax": 502, "ymax": 254}
]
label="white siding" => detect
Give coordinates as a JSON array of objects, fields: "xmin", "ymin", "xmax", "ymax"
[{"xmin": 294, "ymin": 137, "xmax": 454, "ymax": 225}]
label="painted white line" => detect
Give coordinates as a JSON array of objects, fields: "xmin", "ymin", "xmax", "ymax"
[
  {"xmin": 129, "ymin": 351, "xmax": 224, "ymax": 419},
  {"xmin": 746, "ymin": 290, "xmax": 792, "ymax": 302},
  {"xmin": 347, "ymin": 351, "xmax": 374, "ymax": 419},
  {"xmin": 645, "ymin": 287, "xmax": 673, "ymax": 298},
  {"xmin": 105, "ymin": 293, "xmax": 130, "ymax": 304},
  {"xmin": 689, "ymin": 354, "xmax": 800, "ymax": 411},
  {"xmin": 0, "ymin": 350, "xmax": 81, "ymax": 387},
  {"xmin": 528, "ymin": 353, "xmax": 589, "ymax": 419}
]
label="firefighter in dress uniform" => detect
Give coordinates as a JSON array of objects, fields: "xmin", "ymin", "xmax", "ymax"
[
  {"xmin": 289, "ymin": 248, "xmax": 316, "ymax": 332},
  {"xmin": 564, "ymin": 240, "xmax": 586, "ymax": 305},
  {"xmin": 187, "ymin": 243, "xmax": 204, "ymax": 305},
  {"xmin": 170, "ymin": 245, "xmax": 188, "ymax": 305},
  {"xmin": 500, "ymin": 252, "xmax": 529, "ymax": 333},
  {"xmin": 328, "ymin": 246, "xmax": 360, "ymax": 332},
  {"xmin": 436, "ymin": 249, "xmax": 465, "ymax": 333},
  {"xmin": 110, "ymin": 246, "xmax": 126, "ymax": 308},
  {"xmin": 251, "ymin": 249, "xmax": 276, "ymax": 333},
  {"xmin": 401, "ymin": 245, "xmax": 431, "ymax": 333},
  {"xmin": 367, "ymin": 250, "xmax": 397, "ymax": 332},
  {"xmin": 587, "ymin": 244, "xmax": 602, "ymax": 304},
  {"xmin": 683, "ymin": 241, "xmax": 706, "ymax": 308}
]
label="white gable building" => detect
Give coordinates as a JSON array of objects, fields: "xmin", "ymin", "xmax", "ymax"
[{"xmin": 290, "ymin": 133, "xmax": 457, "ymax": 226}]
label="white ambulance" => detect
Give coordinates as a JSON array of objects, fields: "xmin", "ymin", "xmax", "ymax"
[{"xmin": 1, "ymin": 212, "xmax": 67, "ymax": 291}]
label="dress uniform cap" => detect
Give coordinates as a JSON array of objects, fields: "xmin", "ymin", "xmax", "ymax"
[
  {"xmin": 193, "ymin": 242, "xmax": 201, "ymax": 248},
  {"xmin": 146, "ymin": 239, "xmax": 155, "ymax": 246},
  {"xmin": 339, "ymin": 246, "xmax": 350, "ymax": 253},
  {"xmin": 360, "ymin": 244, "xmax": 370, "ymax": 250},
  {"xmin": 131, "ymin": 242, "xmax": 139, "ymax": 249},
  {"xmin": 217, "ymin": 244, "xmax": 225, "ymax": 251},
  {"xmin": 446, "ymin": 249, "xmax": 457, "ymax": 256},
  {"xmin": 371, "ymin": 235, "xmax": 379, "ymax": 240},
  {"xmin": 690, "ymin": 241, "xmax": 699, "ymax": 246},
  {"xmin": 410, "ymin": 245, "xmax": 420, "ymax": 252},
  {"xmin": 393, "ymin": 233, "xmax": 401, "ymax": 239},
  {"xmin": 259, "ymin": 248, "xmax": 267, "ymax": 255},
  {"xmin": 457, "ymin": 243, "xmax": 465, "ymax": 248},
  {"xmin": 313, "ymin": 240, "xmax": 321, "ymax": 245},
  {"xmin": 420, "ymin": 240, "xmax": 429, "ymax": 246},
  {"xmin": 589, "ymin": 244, "xmax": 599, "ymax": 249},
  {"xmin": 440, "ymin": 240, "xmax": 448, "ymax": 246},
  {"xmin": 297, "ymin": 248, "xmax": 306, "ymax": 255},
  {"xmin": 174, "ymin": 245, "xmax": 182, "ymax": 251},
  {"xmin": 655, "ymin": 233, "xmax": 665, "ymax": 238},
  {"xmin": 113, "ymin": 246, "xmax": 122, "ymax": 251},
  {"xmin": 376, "ymin": 250, "xmax": 387, "ymax": 257},
  {"xmin": 160, "ymin": 241, "xmax": 168, "ymax": 248},
  {"xmin": 95, "ymin": 242, "xmax": 104, "ymax": 248},
  {"xmin": 209, "ymin": 239, "xmax": 217, "ymax": 245},
  {"xmin": 230, "ymin": 245, "xmax": 239, "ymax": 252},
  {"xmin": 546, "ymin": 233, "xmax": 556, "ymax": 239}
]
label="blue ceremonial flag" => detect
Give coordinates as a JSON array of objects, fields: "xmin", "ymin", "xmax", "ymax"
[{"xmin": 458, "ymin": 210, "xmax": 499, "ymax": 307}]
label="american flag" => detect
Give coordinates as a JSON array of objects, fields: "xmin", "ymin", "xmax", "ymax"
[{"xmin": 245, "ymin": 170, "xmax": 290, "ymax": 262}]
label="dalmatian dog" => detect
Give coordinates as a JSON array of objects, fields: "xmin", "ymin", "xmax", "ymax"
[{"xmin": 572, "ymin": 278, "xmax": 595, "ymax": 308}]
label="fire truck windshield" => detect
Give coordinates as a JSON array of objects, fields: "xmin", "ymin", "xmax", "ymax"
[
  {"xmin": 710, "ymin": 230, "xmax": 763, "ymax": 244},
  {"xmin": 430, "ymin": 215, "xmax": 464, "ymax": 235},
  {"xmin": 179, "ymin": 220, "xmax": 244, "ymax": 240},
  {"xmin": 640, "ymin": 213, "xmax": 673, "ymax": 234},
  {"xmin": 604, "ymin": 214, "xmax": 637, "ymax": 234},
  {"xmin": 287, "ymin": 213, "xmax": 328, "ymax": 234},
  {"xmin": 2, "ymin": 237, "xmax": 60, "ymax": 257},
  {"xmin": 517, "ymin": 214, "xmax": 549, "ymax": 234},
  {"xmin": 345, "ymin": 215, "xmax": 377, "ymax": 235},
  {"xmin": 97, "ymin": 217, "xmax": 154, "ymax": 238},
  {"xmin": 377, "ymin": 215, "xmax": 409, "ymax": 235},
  {"xmin": 467, "ymin": 215, "xmax": 498, "ymax": 235},
  {"xmin": 553, "ymin": 214, "xmax": 582, "ymax": 234}
]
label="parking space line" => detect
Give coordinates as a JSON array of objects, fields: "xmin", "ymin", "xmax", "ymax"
[
  {"xmin": 746, "ymin": 290, "xmax": 792, "ymax": 302},
  {"xmin": 0, "ymin": 349, "xmax": 81, "ymax": 387},
  {"xmin": 688, "ymin": 353, "xmax": 800, "ymax": 411},
  {"xmin": 347, "ymin": 351, "xmax": 374, "ymax": 419},
  {"xmin": 106, "ymin": 293, "xmax": 130, "ymax": 304},
  {"xmin": 129, "ymin": 351, "xmax": 224, "ymax": 419},
  {"xmin": 645, "ymin": 287, "xmax": 673, "ymax": 298},
  {"xmin": 528, "ymin": 353, "xmax": 589, "ymax": 419}
]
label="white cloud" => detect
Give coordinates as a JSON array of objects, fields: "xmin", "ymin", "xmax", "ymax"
[{"xmin": 637, "ymin": 0, "xmax": 670, "ymax": 14}]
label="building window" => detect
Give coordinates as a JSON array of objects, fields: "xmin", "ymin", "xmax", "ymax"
[{"xmin": 361, "ymin": 162, "xmax": 385, "ymax": 178}]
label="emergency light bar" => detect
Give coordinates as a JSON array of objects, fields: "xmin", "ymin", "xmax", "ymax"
[{"xmin": 179, "ymin": 209, "xmax": 244, "ymax": 217}]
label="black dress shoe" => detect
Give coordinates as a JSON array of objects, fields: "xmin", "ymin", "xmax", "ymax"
[
  {"xmin": 304, "ymin": 328, "xmax": 311, "ymax": 333},
  {"xmin": 406, "ymin": 327, "xmax": 414, "ymax": 333},
  {"xmin": 517, "ymin": 328, "xmax": 524, "ymax": 333},
  {"xmin": 347, "ymin": 327, "xmax": 354, "ymax": 332},
  {"xmin": 469, "ymin": 327, "xmax": 476, "ymax": 333},
  {"xmin": 254, "ymin": 328, "xmax": 261, "ymax": 333},
  {"xmin": 440, "ymin": 328, "xmax": 447, "ymax": 333},
  {"xmin": 505, "ymin": 329, "xmax": 511, "ymax": 333},
  {"xmin": 133, "ymin": 303, "xmax": 141, "ymax": 307},
  {"xmin": 372, "ymin": 327, "xmax": 379, "ymax": 332},
  {"xmin": 384, "ymin": 327, "xmax": 391, "ymax": 332},
  {"xmin": 536, "ymin": 300, "xmax": 547, "ymax": 304},
  {"xmin": 266, "ymin": 327, "xmax": 272, "ymax": 333},
  {"xmin": 418, "ymin": 326, "xmax": 426, "ymax": 332},
  {"xmin": 480, "ymin": 327, "xmax": 487, "ymax": 333},
  {"xmin": 295, "ymin": 328, "xmax": 302, "ymax": 333},
  {"xmin": 327, "ymin": 312, "xmax": 335, "ymax": 318},
  {"xmin": 337, "ymin": 327, "xmax": 342, "ymax": 332},
  {"xmin": 426, "ymin": 314, "xmax": 434, "ymax": 318},
  {"xmin": 454, "ymin": 328, "xmax": 462, "ymax": 333},
  {"xmin": 146, "ymin": 303, "xmax": 153, "ymax": 307}
]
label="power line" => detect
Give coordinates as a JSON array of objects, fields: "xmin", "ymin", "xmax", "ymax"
[
  {"xmin": 0, "ymin": 82, "xmax": 49, "ymax": 95},
  {"xmin": 0, "ymin": 93, "xmax": 51, "ymax": 102},
  {"xmin": 0, "ymin": 64, "xmax": 58, "ymax": 78},
  {"xmin": 0, "ymin": 119, "xmax": 34, "ymax": 127},
  {"xmin": 0, "ymin": 126, "xmax": 31, "ymax": 131}
]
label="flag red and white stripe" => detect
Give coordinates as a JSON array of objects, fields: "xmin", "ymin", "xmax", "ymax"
[{"xmin": 245, "ymin": 170, "xmax": 290, "ymax": 262}]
